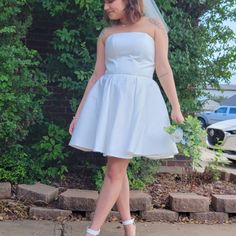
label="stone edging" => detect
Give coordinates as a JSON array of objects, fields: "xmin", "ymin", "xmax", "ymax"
[{"xmin": 0, "ymin": 170, "xmax": 236, "ymax": 224}]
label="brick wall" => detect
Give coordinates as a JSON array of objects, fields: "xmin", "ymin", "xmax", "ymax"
[{"xmin": 25, "ymin": 10, "xmax": 74, "ymax": 126}]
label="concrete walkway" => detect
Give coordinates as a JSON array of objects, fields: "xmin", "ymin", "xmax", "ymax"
[
  {"xmin": 1, "ymin": 220, "xmax": 236, "ymax": 236},
  {"xmin": 197, "ymin": 147, "xmax": 236, "ymax": 174}
]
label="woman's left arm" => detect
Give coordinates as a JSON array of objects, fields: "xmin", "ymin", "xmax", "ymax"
[{"xmin": 150, "ymin": 18, "xmax": 184, "ymax": 123}]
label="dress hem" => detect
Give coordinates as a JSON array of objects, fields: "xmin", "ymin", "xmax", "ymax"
[{"xmin": 68, "ymin": 143, "xmax": 178, "ymax": 160}]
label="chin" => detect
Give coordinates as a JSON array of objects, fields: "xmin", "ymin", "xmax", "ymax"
[
  {"xmin": 108, "ymin": 13, "xmax": 120, "ymax": 21},
  {"xmin": 109, "ymin": 17, "xmax": 120, "ymax": 21}
]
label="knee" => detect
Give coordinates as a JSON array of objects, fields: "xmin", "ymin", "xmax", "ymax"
[
  {"xmin": 106, "ymin": 167, "xmax": 125, "ymax": 182},
  {"xmin": 106, "ymin": 159, "xmax": 129, "ymax": 182}
]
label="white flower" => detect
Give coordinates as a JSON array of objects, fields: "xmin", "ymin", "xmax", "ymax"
[
  {"xmin": 180, "ymin": 138, "xmax": 187, "ymax": 145},
  {"xmin": 170, "ymin": 127, "xmax": 184, "ymax": 143}
]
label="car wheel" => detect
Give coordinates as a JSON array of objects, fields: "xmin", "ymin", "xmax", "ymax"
[{"xmin": 198, "ymin": 117, "xmax": 206, "ymax": 128}]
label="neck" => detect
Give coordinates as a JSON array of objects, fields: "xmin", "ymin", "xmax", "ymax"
[{"xmin": 119, "ymin": 17, "xmax": 130, "ymax": 25}]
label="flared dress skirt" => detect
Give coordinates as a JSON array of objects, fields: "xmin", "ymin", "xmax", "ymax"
[{"xmin": 68, "ymin": 73, "xmax": 179, "ymax": 159}]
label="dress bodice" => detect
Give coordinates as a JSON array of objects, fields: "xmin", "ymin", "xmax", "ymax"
[{"xmin": 104, "ymin": 32, "xmax": 155, "ymax": 78}]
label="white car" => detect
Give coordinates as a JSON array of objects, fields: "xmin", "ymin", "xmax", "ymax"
[{"xmin": 206, "ymin": 119, "xmax": 236, "ymax": 162}]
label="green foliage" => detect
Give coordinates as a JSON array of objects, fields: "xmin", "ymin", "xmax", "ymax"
[
  {"xmin": 0, "ymin": 0, "xmax": 49, "ymax": 183},
  {"xmin": 0, "ymin": 44, "xmax": 48, "ymax": 143},
  {"xmin": 94, "ymin": 157, "xmax": 161, "ymax": 191},
  {"xmin": 94, "ymin": 166, "xmax": 106, "ymax": 191},
  {"xmin": 0, "ymin": 145, "xmax": 28, "ymax": 183},
  {"xmin": 207, "ymin": 94, "xmax": 227, "ymax": 103},
  {"xmin": 127, "ymin": 157, "xmax": 161, "ymax": 190},
  {"xmin": 39, "ymin": 0, "xmax": 105, "ymax": 114},
  {"xmin": 28, "ymin": 122, "xmax": 69, "ymax": 184},
  {"xmin": 164, "ymin": 115, "xmax": 207, "ymax": 169},
  {"xmin": 0, "ymin": 121, "xmax": 70, "ymax": 184},
  {"xmin": 207, "ymin": 141, "xmax": 228, "ymax": 181}
]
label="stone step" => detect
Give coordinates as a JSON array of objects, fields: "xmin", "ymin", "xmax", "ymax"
[
  {"xmin": 59, "ymin": 189, "xmax": 98, "ymax": 211},
  {"xmin": 190, "ymin": 211, "xmax": 228, "ymax": 223},
  {"xmin": 140, "ymin": 208, "xmax": 179, "ymax": 222},
  {"xmin": 29, "ymin": 206, "xmax": 72, "ymax": 220},
  {"xmin": 0, "ymin": 182, "xmax": 11, "ymax": 199},
  {"xmin": 212, "ymin": 194, "xmax": 236, "ymax": 213},
  {"xmin": 17, "ymin": 182, "xmax": 59, "ymax": 204},
  {"xmin": 112, "ymin": 190, "xmax": 152, "ymax": 211},
  {"xmin": 169, "ymin": 192, "xmax": 210, "ymax": 212}
]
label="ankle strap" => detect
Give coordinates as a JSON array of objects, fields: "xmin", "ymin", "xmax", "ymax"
[
  {"xmin": 122, "ymin": 218, "xmax": 135, "ymax": 225},
  {"xmin": 86, "ymin": 226, "xmax": 100, "ymax": 235}
]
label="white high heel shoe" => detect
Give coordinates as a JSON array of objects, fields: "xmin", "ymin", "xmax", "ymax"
[
  {"xmin": 85, "ymin": 226, "xmax": 101, "ymax": 236},
  {"xmin": 85, "ymin": 218, "xmax": 135, "ymax": 235},
  {"xmin": 122, "ymin": 218, "xmax": 135, "ymax": 225},
  {"xmin": 122, "ymin": 218, "xmax": 136, "ymax": 235}
]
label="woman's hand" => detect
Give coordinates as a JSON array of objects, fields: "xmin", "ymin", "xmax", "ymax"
[
  {"xmin": 171, "ymin": 107, "xmax": 185, "ymax": 124},
  {"xmin": 69, "ymin": 117, "xmax": 79, "ymax": 135}
]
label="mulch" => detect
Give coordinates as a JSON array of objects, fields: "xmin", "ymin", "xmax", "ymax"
[{"xmin": 144, "ymin": 171, "xmax": 236, "ymax": 210}]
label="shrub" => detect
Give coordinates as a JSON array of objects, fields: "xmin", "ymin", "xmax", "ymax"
[
  {"xmin": 0, "ymin": 0, "xmax": 49, "ymax": 183},
  {"xmin": 94, "ymin": 157, "xmax": 161, "ymax": 191},
  {"xmin": 27, "ymin": 122, "xmax": 69, "ymax": 184}
]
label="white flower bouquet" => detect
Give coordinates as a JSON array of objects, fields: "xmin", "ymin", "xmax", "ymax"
[
  {"xmin": 164, "ymin": 115, "xmax": 207, "ymax": 169},
  {"xmin": 168, "ymin": 127, "xmax": 185, "ymax": 144}
]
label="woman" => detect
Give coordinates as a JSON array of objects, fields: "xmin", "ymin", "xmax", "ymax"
[{"xmin": 69, "ymin": 0, "xmax": 184, "ymax": 235}]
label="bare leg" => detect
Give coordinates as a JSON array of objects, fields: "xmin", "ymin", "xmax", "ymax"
[
  {"xmin": 115, "ymin": 173, "xmax": 131, "ymax": 220},
  {"xmin": 115, "ymin": 173, "xmax": 136, "ymax": 236},
  {"xmin": 84, "ymin": 156, "xmax": 130, "ymax": 236}
]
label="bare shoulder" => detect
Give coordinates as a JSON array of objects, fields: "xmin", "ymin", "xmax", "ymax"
[
  {"xmin": 143, "ymin": 16, "xmax": 167, "ymax": 34},
  {"xmin": 98, "ymin": 27, "xmax": 108, "ymax": 41},
  {"xmin": 98, "ymin": 26, "xmax": 116, "ymax": 42}
]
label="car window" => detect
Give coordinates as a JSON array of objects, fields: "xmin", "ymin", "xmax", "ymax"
[
  {"xmin": 215, "ymin": 107, "xmax": 227, "ymax": 113},
  {"xmin": 229, "ymin": 108, "xmax": 236, "ymax": 114}
]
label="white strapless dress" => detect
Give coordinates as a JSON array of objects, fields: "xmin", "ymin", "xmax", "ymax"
[{"xmin": 68, "ymin": 32, "xmax": 179, "ymax": 159}]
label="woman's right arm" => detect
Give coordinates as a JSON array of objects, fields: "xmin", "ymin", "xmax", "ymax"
[{"xmin": 73, "ymin": 28, "xmax": 107, "ymax": 120}]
